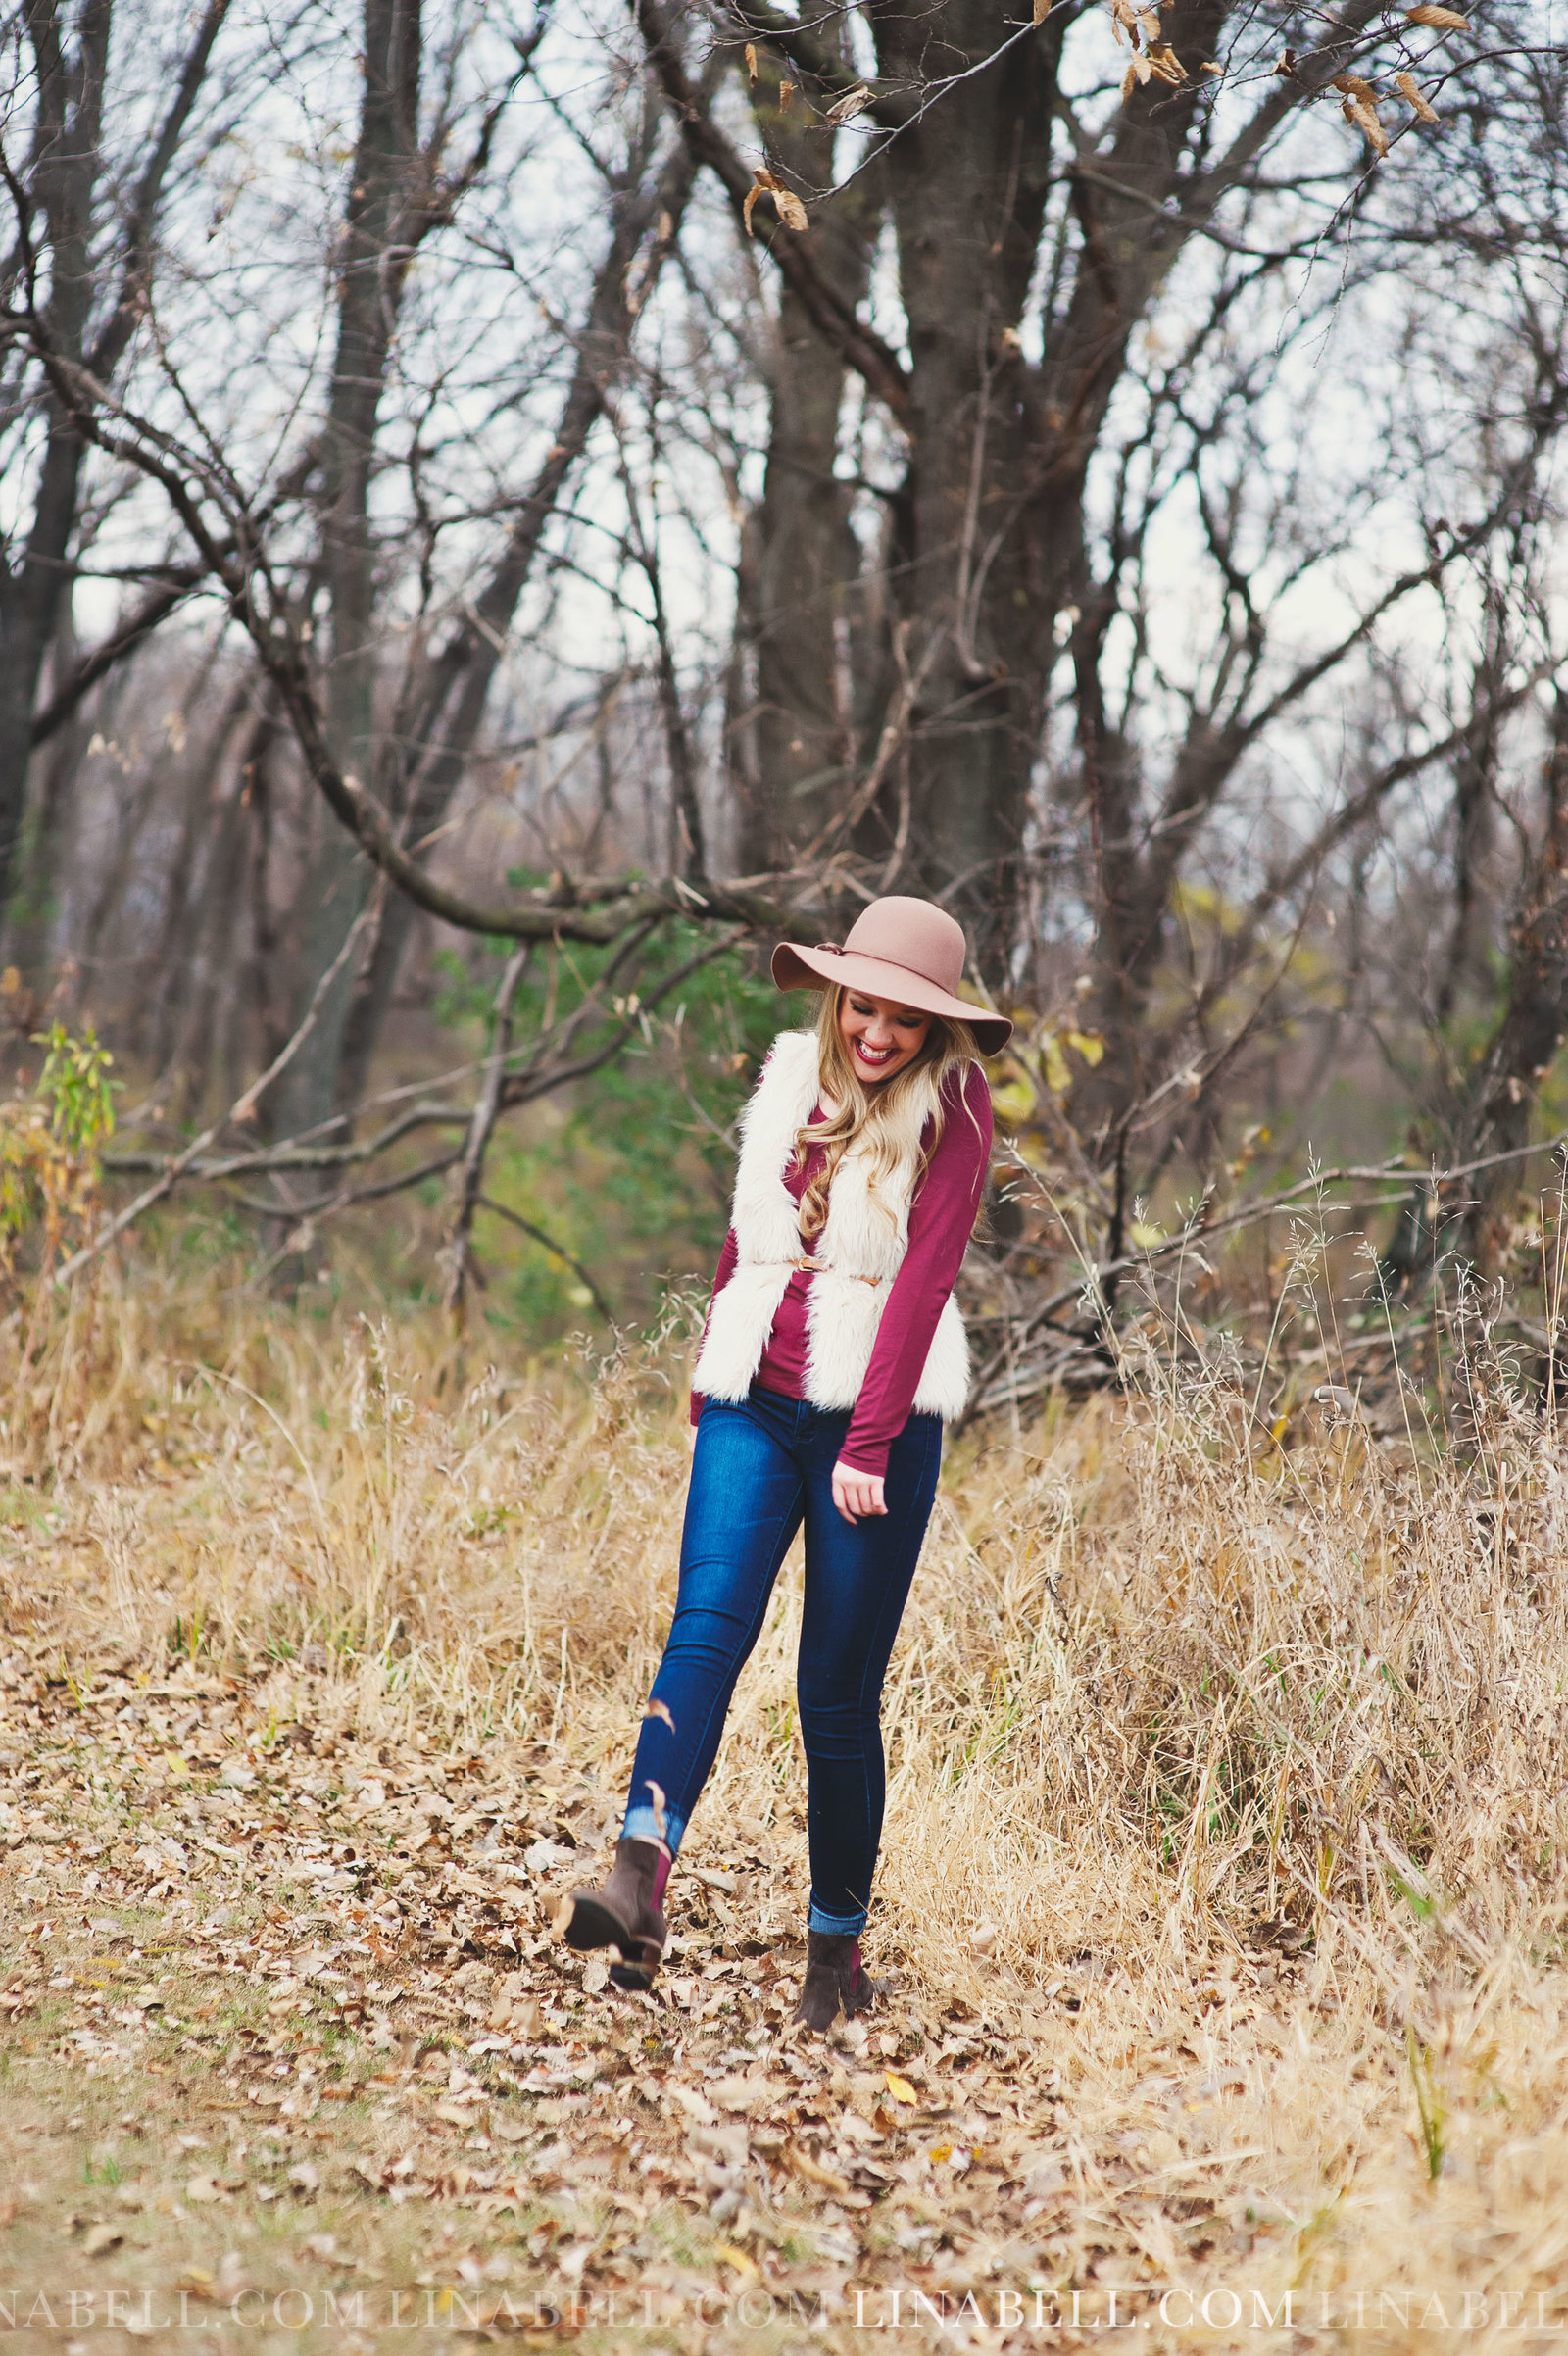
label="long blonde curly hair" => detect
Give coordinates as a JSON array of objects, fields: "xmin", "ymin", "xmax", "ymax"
[{"xmin": 795, "ymin": 987, "xmax": 979, "ymax": 1242}]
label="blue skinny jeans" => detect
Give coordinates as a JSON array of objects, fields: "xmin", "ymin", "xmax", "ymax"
[{"xmin": 622, "ymin": 1383, "xmax": 942, "ymax": 1935}]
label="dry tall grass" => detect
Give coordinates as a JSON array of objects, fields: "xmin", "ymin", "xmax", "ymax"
[{"xmin": 9, "ymin": 1256, "xmax": 1568, "ymax": 2336}]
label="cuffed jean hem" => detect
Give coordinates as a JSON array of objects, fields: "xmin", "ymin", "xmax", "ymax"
[
  {"xmin": 808, "ymin": 1898, "xmax": 868, "ymax": 1937},
  {"xmin": 622, "ymin": 1802, "xmax": 686, "ymax": 1856}
]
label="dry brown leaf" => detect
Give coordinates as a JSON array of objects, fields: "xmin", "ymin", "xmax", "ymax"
[
  {"xmin": 778, "ymin": 79, "xmax": 795, "ymax": 110},
  {"xmin": 1403, "ymin": 3, "xmax": 1468, "ymax": 24},
  {"xmin": 1144, "ymin": 41, "xmax": 1188, "ymax": 83},
  {"xmin": 1341, "ymin": 93, "xmax": 1389, "ymax": 154},
  {"xmin": 825, "ymin": 84, "xmax": 872, "ymax": 124},
  {"xmin": 789, "ymin": 2144, "xmax": 853, "ymax": 2195},
  {"xmin": 1033, "ymin": 0, "xmax": 1051, "ymax": 21},
  {"xmin": 1332, "ymin": 71, "xmax": 1379, "ymax": 100},
  {"xmin": 1119, "ymin": 59, "xmax": 1139, "ymax": 98},
  {"xmin": 744, "ymin": 40, "xmax": 758, "ymax": 81},
  {"xmin": 1396, "ymin": 69, "xmax": 1442, "ymax": 119},
  {"xmin": 713, "ymin": 2242, "xmax": 760, "ymax": 2278},
  {"xmin": 885, "ymin": 2070, "xmax": 919, "ymax": 2105},
  {"xmin": 774, "ymin": 187, "xmax": 808, "ymax": 232},
  {"xmin": 81, "ymin": 2224, "xmax": 123, "ymax": 2257}
]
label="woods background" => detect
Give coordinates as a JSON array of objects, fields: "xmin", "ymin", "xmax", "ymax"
[
  {"xmin": 11, "ymin": 5, "xmax": 1568, "ymax": 2329},
  {"xmin": 3, "ymin": 0, "xmax": 1565, "ymax": 1358}
]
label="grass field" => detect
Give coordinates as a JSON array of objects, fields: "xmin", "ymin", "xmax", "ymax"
[{"xmin": 4, "ymin": 1265, "xmax": 1568, "ymax": 2352}]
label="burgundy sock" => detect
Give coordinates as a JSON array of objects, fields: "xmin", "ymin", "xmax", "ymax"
[{"xmin": 650, "ymin": 1849, "xmax": 671, "ymax": 1912}]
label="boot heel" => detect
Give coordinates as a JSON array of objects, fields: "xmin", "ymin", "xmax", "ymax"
[
  {"xmin": 561, "ymin": 1838, "xmax": 671, "ymax": 1983},
  {"xmin": 608, "ymin": 1938, "xmax": 662, "ymax": 1991}
]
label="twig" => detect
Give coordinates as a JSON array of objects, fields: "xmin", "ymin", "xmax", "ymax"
[
  {"xmin": 475, "ymin": 1197, "xmax": 613, "ymax": 1323},
  {"xmin": 54, "ymin": 911, "xmax": 373, "ymax": 1285},
  {"xmin": 444, "ymin": 945, "xmax": 533, "ymax": 1315},
  {"xmin": 973, "ymin": 1132, "xmax": 1568, "ymax": 1398}
]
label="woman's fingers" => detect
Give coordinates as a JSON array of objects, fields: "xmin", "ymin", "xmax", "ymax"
[{"xmin": 831, "ymin": 1462, "xmax": 888, "ymax": 1521}]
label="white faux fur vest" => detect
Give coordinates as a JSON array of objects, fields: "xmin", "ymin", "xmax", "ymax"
[{"xmin": 693, "ymin": 1029, "xmax": 971, "ymax": 1421}]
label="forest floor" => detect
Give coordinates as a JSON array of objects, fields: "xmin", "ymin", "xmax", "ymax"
[
  {"xmin": 4, "ymin": 1278, "xmax": 1568, "ymax": 2352},
  {"xmin": 0, "ymin": 1649, "xmax": 1319, "ymax": 2355}
]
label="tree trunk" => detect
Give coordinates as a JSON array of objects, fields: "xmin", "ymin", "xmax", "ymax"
[
  {"xmin": 736, "ymin": 56, "xmax": 881, "ymax": 869},
  {"xmin": 273, "ymin": 0, "xmax": 421, "ymax": 1142},
  {"xmin": 0, "ymin": 0, "xmax": 228, "ymax": 925},
  {"xmin": 1384, "ymin": 693, "xmax": 1568, "ymax": 1286},
  {"xmin": 0, "ymin": 0, "xmax": 113, "ymax": 916},
  {"xmin": 1460, "ymin": 691, "xmax": 1568, "ymax": 1269},
  {"xmin": 869, "ymin": 0, "xmax": 1060, "ymax": 949}
]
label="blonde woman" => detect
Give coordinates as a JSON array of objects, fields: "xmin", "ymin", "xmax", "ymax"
[{"xmin": 564, "ymin": 898, "xmax": 1010, "ymax": 2030}]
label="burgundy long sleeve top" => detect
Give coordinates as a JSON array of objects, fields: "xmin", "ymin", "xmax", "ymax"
[{"xmin": 691, "ymin": 1060, "xmax": 993, "ymax": 1478}]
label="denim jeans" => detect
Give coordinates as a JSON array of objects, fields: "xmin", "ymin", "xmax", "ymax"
[{"xmin": 622, "ymin": 1384, "xmax": 943, "ymax": 1935}]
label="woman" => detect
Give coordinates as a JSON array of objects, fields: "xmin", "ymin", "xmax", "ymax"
[{"xmin": 563, "ymin": 896, "xmax": 1011, "ymax": 2030}]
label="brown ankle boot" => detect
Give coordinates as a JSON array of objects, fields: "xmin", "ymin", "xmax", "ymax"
[
  {"xmin": 561, "ymin": 1837, "xmax": 670, "ymax": 1990},
  {"xmin": 792, "ymin": 1931, "xmax": 881, "ymax": 2032}
]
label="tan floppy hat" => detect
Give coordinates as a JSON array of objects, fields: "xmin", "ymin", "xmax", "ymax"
[{"xmin": 771, "ymin": 896, "xmax": 1013, "ymax": 1055}]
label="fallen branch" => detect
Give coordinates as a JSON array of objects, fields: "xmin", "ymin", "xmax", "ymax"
[{"xmin": 969, "ymin": 1130, "xmax": 1568, "ymax": 1406}]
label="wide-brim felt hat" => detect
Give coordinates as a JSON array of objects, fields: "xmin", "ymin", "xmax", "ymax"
[{"xmin": 770, "ymin": 895, "xmax": 1013, "ymax": 1055}]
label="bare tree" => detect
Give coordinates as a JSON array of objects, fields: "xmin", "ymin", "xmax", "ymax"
[{"xmin": 0, "ymin": 0, "xmax": 230, "ymax": 917}]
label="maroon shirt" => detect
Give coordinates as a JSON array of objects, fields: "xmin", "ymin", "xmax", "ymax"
[{"xmin": 692, "ymin": 1061, "xmax": 993, "ymax": 1478}]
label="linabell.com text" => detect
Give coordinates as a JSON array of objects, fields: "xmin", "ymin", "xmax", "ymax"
[{"xmin": 3, "ymin": 2283, "xmax": 1566, "ymax": 2333}]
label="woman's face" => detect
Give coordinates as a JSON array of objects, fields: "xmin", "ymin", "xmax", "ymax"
[{"xmin": 838, "ymin": 990, "xmax": 933, "ymax": 1085}]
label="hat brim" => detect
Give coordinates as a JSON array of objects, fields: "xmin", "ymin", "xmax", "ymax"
[{"xmin": 771, "ymin": 942, "xmax": 1013, "ymax": 1055}]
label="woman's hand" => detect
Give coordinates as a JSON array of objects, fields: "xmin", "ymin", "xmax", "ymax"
[{"xmin": 832, "ymin": 1459, "xmax": 887, "ymax": 1523}]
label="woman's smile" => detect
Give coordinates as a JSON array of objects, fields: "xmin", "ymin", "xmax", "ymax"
[
  {"xmin": 839, "ymin": 992, "xmax": 933, "ymax": 1083},
  {"xmin": 852, "ymin": 1036, "xmax": 898, "ymax": 1070}
]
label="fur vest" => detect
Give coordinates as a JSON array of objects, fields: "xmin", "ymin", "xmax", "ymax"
[{"xmin": 693, "ymin": 1029, "xmax": 971, "ymax": 1420}]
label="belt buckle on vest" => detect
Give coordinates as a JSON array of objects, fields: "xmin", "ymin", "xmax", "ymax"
[{"xmin": 795, "ymin": 1253, "xmax": 879, "ymax": 1290}]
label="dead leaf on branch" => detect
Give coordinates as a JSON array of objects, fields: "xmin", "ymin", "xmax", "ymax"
[
  {"xmin": 1033, "ymin": 0, "xmax": 1051, "ymax": 21},
  {"xmin": 778, "ymin": 79, "xmax": 795, "ymax": 110},
  {"xmin": 1122, "ymin": 40, "xmax": 1187, "ymax": 94},
  {"xmin": 1396, "ymin": 69, "xmax": 1442, "ymax": 119},
  {"xmin": 1144, "ymin": 42, "xmax": 1188, "ymax": 82},
  {"xmin": 1333, "ymin": 72, "xmax": 1380, "ymax": 102},
  {"xmin": 742, "ymin": 171, "xmax": 808, "ymax": 237},
  {"xmin": 1403, "ymin": 3, "xmax": 1468, "ymax": 25},
  {"xmin": 744, "ymin": 41, "xmax": 758, "ymax": 82},
  {"xmin": 1341, "ymin": 91, "xmax": 1389, "ymax": 154},
  {"xmin": 824, "ymin": 85, "xmax": 872, "ymax": 124}
]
